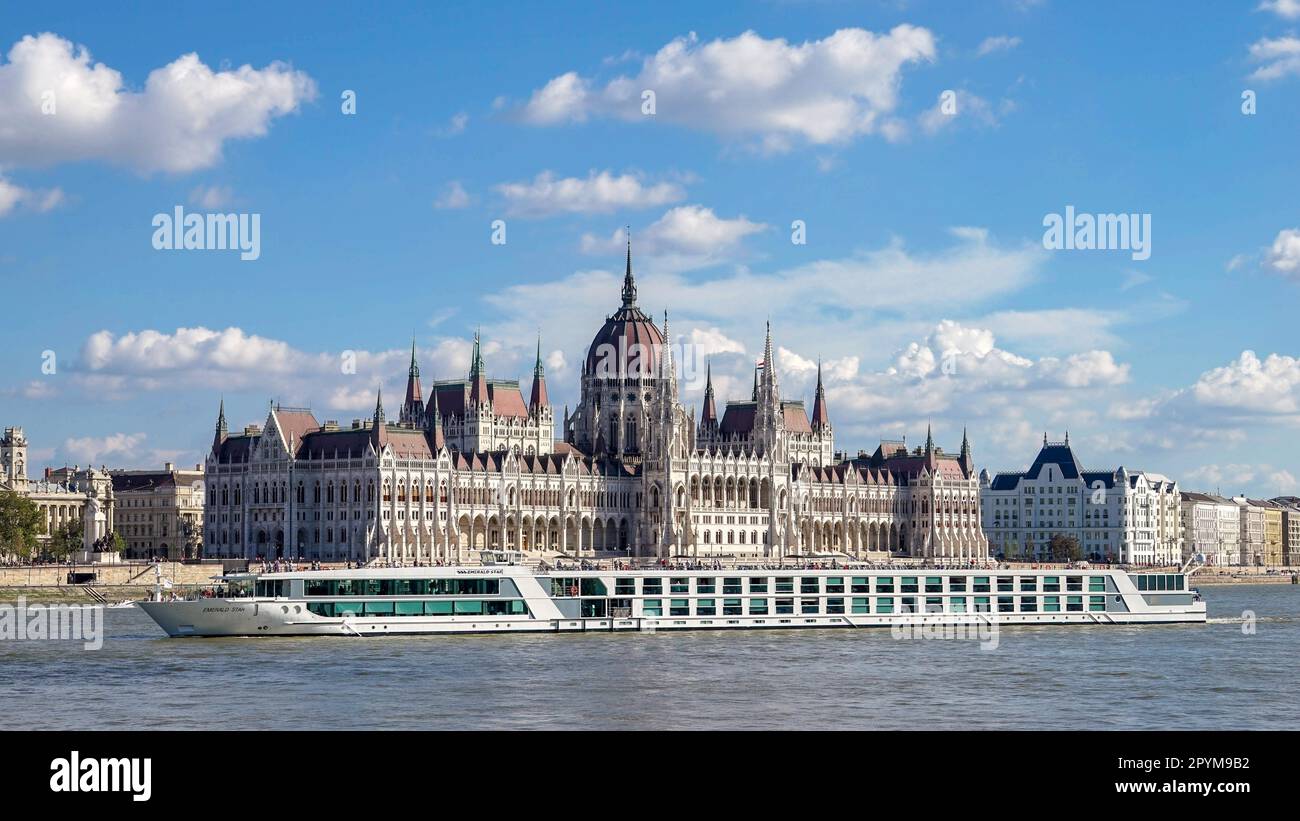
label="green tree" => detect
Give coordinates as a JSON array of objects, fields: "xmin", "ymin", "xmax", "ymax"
[
  {"xmin": 1048, "ymin": 533, "xmax": 1083, "ymax": 563},
  {"xmin": 47, "ymin": 518, "xmax": 84, "ymax": 561},
  {"xmin": 0, "ymin": 490, "xmax": 45, "ymax": 560}
]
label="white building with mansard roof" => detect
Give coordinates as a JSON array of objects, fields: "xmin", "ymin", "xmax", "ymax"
[{"xmin": 203, "ymin": 245, "xmax": 988, "ymax": 563}]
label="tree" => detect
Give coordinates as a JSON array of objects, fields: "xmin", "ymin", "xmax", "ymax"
[
  {"xmin": 47, "ymin": 518, "xmax": 84, "ymax": 561},
  {"xmin": 179, "ymin": 517, "xmax": 201, "ymax": 559},
  {"xmin": 1048, "ymin": 533, "xmax": 1083, "ymax": 563},
  {"xmin": 0, "ymin": 490, "xmax": 45, "ymax": 561}
]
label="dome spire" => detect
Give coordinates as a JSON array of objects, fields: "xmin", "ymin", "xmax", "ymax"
[{"xmin": 621, "ymin": 226, "xmax": 637, "ymax": 307}]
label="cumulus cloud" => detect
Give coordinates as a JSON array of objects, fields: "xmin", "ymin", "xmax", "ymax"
[
  {"xmin": 580, "ymin": 205, "xmax": 766, "ymax": 260},
  {"xmin": 1247, "ymin": 35, "xmax": 1300, "ymax": 81},
  {"xmin": 1190, "ymin": 350, "xmax": 1300, "ymax": 416},
  {"xmin": 0, "ymin": 174, "xmax": 64, "ymax": 217},
  {"xmin": 0, "ymin": 32, "xmax": 317, "ymax": 173},
  {"xmin": 976, "ymin": 35, "xmax": 1021, "ymax": 56},
  {"xmin": 514, "ymin": 27, "xmax": 936, "ymax": 150},
  {"xmin": 496, "ymin": 170, "xmax": 685, "ymax": 217},
  {"xmin": 1258, "ymin": 0, "xmax": 1300, "ymax": 20},
  {"xmin": 1265, "ymin": 227, "xmax": 1300, "ymax": 277},
  {"xmin": 434, "ymin": 180, "xmax": 470, "ymax": 209}
]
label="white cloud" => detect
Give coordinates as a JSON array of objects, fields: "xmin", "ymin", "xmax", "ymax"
[
  {"xmin": 918, "ymin": 90, "xmax": 1009, "ymax": 134},
  {"xmin": 1265, "ymin": 227, "xmax": 1300, "ymax": 277},
  {"xmin": 1190, "ymin": 350, "xmax": 1300, "ymax": 416},
  {"xmin": 976, "ymin": 35, "xmax": 1021, "ymax": 56},
  {"xmin": 435, "ymin": 111, "xmax": 468, "ymax": 136},
  {"xmin": 496, "ymin": 170, "xmax": 685, "ymax": 217},
  {"xmin": 1247, "ymin": 35, "xmax": 1300, "ymax": 81},
  {"xmin": 1259, "ymin": 0, "xmax": 1300, "ymax": 19},
  {"xmin": 514, "ymin": 27, "xmax": 936, "ymax": 150},
  {"xmin": 580, "ymin": 205, "xmax": 766, "ymax": 260},
  {"xmin": 434, "ymin": 180, "xmax": 470, "ymax": 210},
  {"xmin": 0, "ymin": 174, "xmax": 64, "ymax": 217},
  {"xmin": 188, "ymin": 184, "xmax": 233, "ymax": 209},
  {"xmin": 0, "ymin": 32, "xmax": 317, "ymax": 173},
  {"xmin": 60, "ymin": 432, "xmax": 147, "ymax": 467}
]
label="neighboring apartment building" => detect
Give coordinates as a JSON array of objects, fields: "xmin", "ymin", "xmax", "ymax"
[
  {"xmin": 980, "ymin": 435, "xmax": 1181, "ymax": 565},
  {"xmin": 1180, "ymin": 492, "xmax": 1240, "ymax": 566},
  {"xmin": 111, "ymin": 463, "xmax": 206, "ymax": 560},
  {"xmin": 1232, "ymin": 496, "xmax": 1267, "ymax": 567},
  {"xmin": 1251, "ymin": 499, "xmax": 1285, "ymax": 567},
  {"xmin": 1272, "ymin": 496, "xmax": 1300, "ymax": 566}
]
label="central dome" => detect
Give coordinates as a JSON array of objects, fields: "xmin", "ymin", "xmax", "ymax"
[{"xmin": 584, "ymin": 241, "xmax": 664, "ymax": 380}]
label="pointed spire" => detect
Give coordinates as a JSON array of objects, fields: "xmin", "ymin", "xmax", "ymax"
[
  {"xmin": 925, "ymin": 423, "xmax": 934, "ymax": 454},
  {"xmin": 751, "ymin": 366, "xmax": 760, "ymax": 401},
  {"xmin": 701, "ymin": 360, "xmax": 717, "ymax": 425},
  {"xmin": 1043, "ymin": 431, "xmax": 1048, "ymax": 446},
  {"xmin": 213, "ymin": 397, "xmax": 228, "ymax": 452},
  {"xmin": 469, "ymin": 329, "xmax": 488, "ymax": 405},
  {"xmin": 961, "ymin": 425, "xmax": 970, "ymax": 454},
  {"xmin": 529, "ymin": 335, "xmax": 548, "ymax": 413},
  {"xmin": 621, "ymin": 227, "xmax": 637, "ymax": 308},
  {"xmin": 401, "ymin": 337, "xmax": 425, "ymax": 426},
  {"xmin": 408, "ymin": 337, "xmax": 419, "ymax": 378},
  {"xmin": 811, "ymin": 358, "xmax": 829, "ymax": 431},
  {"xmin": 374, "ymin": 387, "xmax": 385, "ymax": 425}
]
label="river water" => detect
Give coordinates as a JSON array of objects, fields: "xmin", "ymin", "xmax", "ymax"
[{"xmin": 3, "ymin": 584, "xmax": 1296, "ymax": 730}]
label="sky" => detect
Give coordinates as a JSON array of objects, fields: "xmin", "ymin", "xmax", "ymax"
[{"xmin": 1, "ymin": 0, "xmax": 1299, "ymax": 497}]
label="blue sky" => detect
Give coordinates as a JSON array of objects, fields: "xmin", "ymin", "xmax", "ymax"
[{"xmin": 2, "ymin": 0, "xmax": 1299, "ymax": 496}]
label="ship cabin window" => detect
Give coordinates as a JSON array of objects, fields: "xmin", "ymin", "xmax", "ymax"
[
  {"xmin": 925, "ymin": 577, "xmax": 943, "ymax": 593},
  {"xmin": 851, "ymin": 577, "xmax": 870, "ymax": 593},
  {"xmin": 923, "ymin": 597, "xmax": 942, "ymax": 613},
  {"xmin": 669, "ymin": 599, "xmax": 690, "ymax": 616},
  {"xmin": 643, "ymin": 599, "xmax": 662, "ymax": 616},
  {"xmin": 1089, "ymin": 596, "xmax": 1106, "ymax": 612},
  {"xmin": 775, "ymin": 578, "xmax": 794, "ymax": 594},
  {"xmin": 974, "ymin": 597, "xmax": 991, "ymax": 613},
  {"xmin": 973, "ymin": 577, "xmax": 991, "ymax": 593},
  {"xmin": 749, "ymin": 599, "xmax": 769, "ymax": 615},
  {"xmin": 748, "ymin": 578, "xmax": 767, "ymax": 593},
  {"xmin": 876, "ymin": 577, "xmax": 895, "ymax": 594},
  {"xmin": 1043, "ymin": 576, "xmax": 1061, "ymax": 592},
  {"xmin": 551, "ymin": 578, "xmax": 581, "ymax": 597},
  {"xmin": 615, "ymin": 578, "xmax": 636, "ymax": 596},
  {"xmin": 1019, "ymin": 596, "xmax": 1037, "ymax": 612},
  {"xmin": 581, "ymin": 579, "xmax": 607, "ymax": 596},
  {"xmin": 1066, "ymin": 596, "xmax": 1084, "ymax": 612},
  {"xmin": 800, "ymin": 598, "xmax": 819, "ymax": 614},
  {"xmin": 876, "ymin": 597, "xmax": 894, "ymax": 614},
  {"xmin": 901, "ymin": 577, "xmax": 919, "ymax": 594},
  {"xmin": 643, "ymin": 579, "xmax": 663, "ymax": 595},
  {"xmin": 851, "ymin": 598, "xmax": 870, "ymax": 614},
  {"xmin": 581, "ymin": 600, "xmax": 607, "ymax": 617},
  {"xmin": 256, "ymin": 580, "xmax": 289, "ymax": 597},
  {"xmin": 697, "ymin": 578, "xmax": 717, "ymax": 594},
  {"xmin": 670, "ymin": 578, "xmax": 689, "ymax": 594},
  {"xmin": 827, "ymin": 598, "xmax": 845, "ymax": 614},
  {"xmin": 696, "ymin": 599, "xmax": 716, "ymax": 616},
  {"xmin": 1133, "ymin": 574, "xmax": 1183, "ymax": 591},
  {"xmin": 948, "ymin": 577, "xmax": 967, "ymax": 593},
  {"xmin": 723, "ymin": 599, "xmax": 743, "ymax": 616},
  {"xmin": 1066, "ymin": 577, "xmax": 1083, "ymax": 592},
  {"xmin": 826, "ymin": 577, "xmax": 845, "ymax": 594},
  {"xmin": 800, "ymin": 578, "xmax": 819, "ymax": 594},
  {"xmin": 1020, "ymin": 577, "xmax": 1037, "ymax": 592},
  {"xmin": 950, "ymin": 597, "xmax": 967, "ymax": 613},
  {"xmin": 775, "ymin": 598, "xmax": 795, "ymax": 615},
  {"xmin": 1043, "ymin": 596, "xmax": 1060, "ymax": 612},
  {"xmin": 997, "ymin": 596, "xmax": 1014, "ymax": 613},
  {"xmin": 722, "ymin": 578, "xmax": 742, "ymax": 594},
  {"xmin": 900, "ymin": 597, "xmax": 917, "ymax": 614},
  {"xmin": 997, "ymin": 577, "xmax": 1014, "ymax": 592},
  {"xmin": 1089, "ymin": 576, "xmax": 1107, "ymax": 592}
]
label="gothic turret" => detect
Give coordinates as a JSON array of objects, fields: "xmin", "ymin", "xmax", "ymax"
[
  {"xmin": 400, "ymin": 338, "xmax": 425, "ymax": 426},
  {"xmin": 699, "ymin": 360, "xmax": 718, "ymax": 439},
  {"xmin": 959, "ymin": 426, "xmax": 974, "ymax": 477},
  {"xmin": 213, "ymin": 398, "xmax": 228, "ymax": 453},
  {"xmin": 529, "ymin": 337, "xmax": 548, "ymax": 415},
  {"xmin": 468, "ymin": 330, "xmax": 488, "ymax": 407},
  {"xmin": 810, "ymin": 359, "xmax": 829, "ymax": 432}
]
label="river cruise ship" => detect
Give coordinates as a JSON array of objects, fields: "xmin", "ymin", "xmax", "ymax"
[{"xmin": 137, "ymin": 557, "xmax": 1206, "ymax": 637}]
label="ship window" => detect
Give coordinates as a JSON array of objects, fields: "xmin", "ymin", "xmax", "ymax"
[
  {"xmin": 698, "ymin": 578, "xmax": 717, "ymax": 594},
  {"xmin": 1043, "ymin": 576, "xmax": 1060, "ymax": 592},
  {"xmin": 670, "ymin": 578, "xmax": 689, "ymax": 594},
  {"xmin": 997, "ymin": 596, "xmax": 1015, "ymax": 613},
  {"xmin": 615, "ymin": 578, "xmax": 636, "ymax": 595},
  {"xmin": 643, "ymin": 579, "xmax": 663, "ymax": 595},
  {"xmin": 950, "ymin": 597, "xmax": 967, "ymax": 613},
  {"xmin": 723, "ymin": 599, "xmax": 742, "ymax": 616},
  {"xmin": 851, "ymin": 598, "xmax": 870, "ymax": 614},
  {"xmin": 851, "ymin": 577, "xmax": 870, "ymax": 593},
  {"xmin": 925, "ymin": 577, "xmax": 943, "ymax": 593},
  {"xmin": 1089, "ymin": 596, "xmax": 1105, "ymax": 612},
  {"xmin": 948, "ymin": 577, "xmax": 966, "ymax": 592},
  {"xmin": 1019, "ymin": 596, "xmax": 1037, "ymax": 613},
  {"xmin": 580, "ymin": 600, "xmax": 607, "ymax": 618},
  {"xmin": 775, "ymin": 598, "xmax": 795, "ymax": 615},
  {"xmin": 307, "ymin": 602, "xmax": 334, "ymax": 617},
  {"xmin": 1066, "ymin": 577, "xmax": 1083, "ymax": 592},
  {"xmin": 876, "ymin": 577, "xmax": 895, "ymax": 594},
  {"xmin": 973, "ymin": 597, "xmax": 991, "ymax": 613},
  {"xmin": 900, "ymin": 597, "xmax": 917, "ymax": 614},
  {"xmin": 924, "ymin": 597, "xmax": 943, "ymax": 614},
  {"xmin": 1066, "ymin": 596, "xmax": 1083, "ymax": 612},
  {"xmin": 696, "ymin": 599, "xmax": 717, "ymax": 616},
  {"xmin": 1089, "ymin": 576, "xmax": 1106, "ymax": 592},
  {"xmin": 425, "ymin": 601, "xmax": 454, "ymax": 615},
  {"xmin": 580, "ymin": 578, "xmax": 607, "ymax": 596},
  {"xmin": 669, "ymin": 599, "xmax": 690, "ymax": 616},
  {"xmin": 826, "ymin": 577, "xmax": 845, "ymax": 594},
  {"xmin": 775, "ymin": 578, "xmax": 794, "ymax": 594},
  {"xmin": 1043, "ymin": 596, "xmax": 1060, "ymax": 613},
  {"xmin": 722, "ymin": 578, "xmax": 742, "ymax": 594},
  {"xmin": 901, "ymin": 577, "xmax": 919, "ymax": 593},
  {"xmin": 800, "ymin": 599, "xmax": 819, "ymax": 614},
  {"xmin": 997, "ymin": 577, "xmax": 1014, "ymax": 592},
  {"xmin": 748, "ymin": 599, "xmax": 769, "ymax": 615},
  {"xmin": 800, "ymin": 577, "xmax": 819, "ymax": 594},
  {"xmin": 1020, "ymin": 577, "xmax": 1037, "ymax": 592},
  {"xmin": 364, "ymin": 601, "xmax": 396, "ymax": 616},
  {"xmin": 335, "ymin": 602, "xmax": 363, "ymax": 617},
  {"xmin": 827, "ymin": 598, "xmax": 845, "ymax": 614},
  {"xmin": 454, "ymin": 600, "xmax": 484, "ymax": 615},
  {"xmin": 643, "ymin": 599, "xmax": 662, "ymax": 616},
  {"xmin": 395, "ymin": 601, "xmax": 423, "ymax": 616},
  {"xmin": 973, "ymin": 577, "xmax": 990, "ymax": 593},
  {"xmin": 876, "ymin": 597, "xmax": 894, "ymax": 614},
  {"xmin": 748, "ymin": 578, "xmax": 768, "ymax": 593}
]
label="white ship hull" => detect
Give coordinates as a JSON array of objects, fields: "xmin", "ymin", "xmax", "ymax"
[{"xmin": 137, "ymin": 564, "xmax": 1206, "ymax": 637}]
